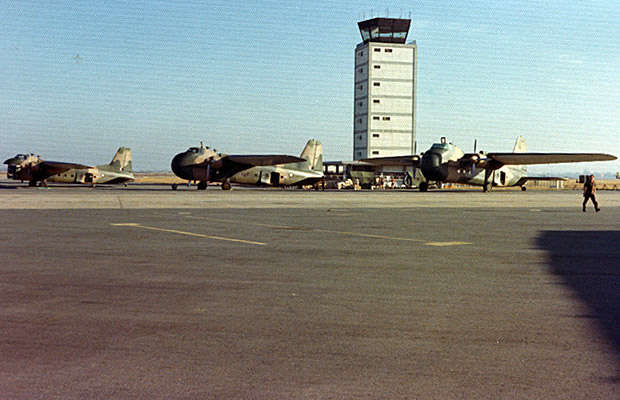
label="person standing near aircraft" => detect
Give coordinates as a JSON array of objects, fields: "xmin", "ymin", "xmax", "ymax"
[{"xmin": 583, "ymin": 175, "xmax": 600, "ymax": 212}]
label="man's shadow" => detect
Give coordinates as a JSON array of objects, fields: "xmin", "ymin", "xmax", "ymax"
[{"xmin": 536, "ymin": 231, "xmax": 620, "ymax": 361}]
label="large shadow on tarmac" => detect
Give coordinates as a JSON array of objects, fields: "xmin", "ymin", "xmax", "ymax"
[{"xmin": 536, "ymin": 231, "xmax": 620, "ymax": 359}]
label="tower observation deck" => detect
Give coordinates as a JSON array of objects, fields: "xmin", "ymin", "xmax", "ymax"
[{"xmin": 357, "ymin": 17, "xmax": 411, "ymax": 44}]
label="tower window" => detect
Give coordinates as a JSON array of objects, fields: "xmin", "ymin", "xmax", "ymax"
[
  {"xmin": 372, "ymin": 116, "xmax": 380, "ymax": 120},
  {"xmin": 373, "ymin": 134, "xmax": 380, "ymax": 138},
  {"xmin": 373, "ymin": 65, "xmax": 381, "ymax": 69},
  {"xmin": 359, "ymin": 68, "xmax": 364, "ymax": 73},
  {"xmin": 372, "ymin": 151, "xmax": 380, "ymax": 155},
  {"xmin": 383, "ymin": 116, "xmax": 391, "ymax": 121},
  {"xmin": 374, "ymin": 48, "xmax": 381, "ymax": 52},
  {"xmin": 373, "ymin": 99, "xmax": 380, "ymax": 104},
  {"xmin": 373, "ymin": 82, "xmax": 380, "ymax": 87},
  {"xmin": 385, "ymin": 48, "xmax": 393, "ymax": 53}
]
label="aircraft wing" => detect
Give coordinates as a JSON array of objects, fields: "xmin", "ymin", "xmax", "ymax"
[
  {"xmin": 196, "ymin": 154, "xmax": 308, "ymax": 179},
  {"xmin": 225, "ymin": 155, "xmax": 306, "ymax": 167},
  {"xmin": 360, "ymin": 155, "xmax": 420, "ymax": 166},
  {"xmin": 38, "ymin": 161, "xmax": 93, "ymax": 177},
  {"xmin": 486, "ymin": 153, "xmax": 617, "ymax": 166}
]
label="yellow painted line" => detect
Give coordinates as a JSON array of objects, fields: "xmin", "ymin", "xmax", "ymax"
[
  {"xmin": 186, "ymin": 215, "xmax": 291, "ymax": 229},
  {"xmin": 110, "ymin": 223, "xmax": 266, "ymax": 246},
  {"xmin": 182, "ymin": 215, "xmax": 470, "ymax": 246},
  {"xmin": 425, "ymin": 241, "xmax": 472, "ymax": 246},
  {"xmin": 316, "ymin": 229, "xmax": 426, "ymax": 243}
]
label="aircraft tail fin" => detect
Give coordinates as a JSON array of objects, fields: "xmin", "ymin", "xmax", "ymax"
[
  {"xmin": 513, "ymin": 136, "xmax": 526, "ymax": 153},
  {"xmin": 299, "ymin": 139, "xmax": 323, "ymax": 172},
  {"xmin": 99, "ymin": 147, "xmax": 132, "ymax": 172}
]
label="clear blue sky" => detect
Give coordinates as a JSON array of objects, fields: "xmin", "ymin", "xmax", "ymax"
[{"xmin": 2, "ymin": 1, "xmax": 619, "ymax": 174}]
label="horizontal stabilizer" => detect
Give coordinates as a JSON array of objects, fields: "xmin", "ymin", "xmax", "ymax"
[
  {"xmin": 514, "ymin": 176, "xmax": 568, "ymax": 186},
  {"xmin": 488, "ymin": 153, "xmax": 617, "ymax": 166}
]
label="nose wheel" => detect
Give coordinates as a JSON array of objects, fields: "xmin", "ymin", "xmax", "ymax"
[{"xmin": 221, "ymin": 179, "xmax": 232, "ymax": 191}]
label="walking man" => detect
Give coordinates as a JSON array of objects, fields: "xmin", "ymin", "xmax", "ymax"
[{"xmin": 583, "ymin": 175, "xmax": 600, "ymax": 212}]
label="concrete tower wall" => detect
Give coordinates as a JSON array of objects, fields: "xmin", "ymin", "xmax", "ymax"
[{"xmin": 354, "ymin": 19, "xmax": 416, "ymax": 160}]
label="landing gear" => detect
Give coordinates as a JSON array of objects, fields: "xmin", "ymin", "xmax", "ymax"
[
  {"xmin": 221, "ymin": 179, "xmax": 232, "ymax": 191},
  {"xmin": 419, "ymin": 181, "xmax": 429, "ymax": 192},
  {"xmin": 171, "ymin": 183, "xmax": 178, "ymax": 191},
  {"xmin": 483, "ymin": 169, "xmax": 492, "ymax": 192},
  {"xmin": 197, "ymin": 181, "xmax": 207, "ymax": 190},
  {"xmin": 29, "ymin": 180, "xmax": 37, "ymax": 187},
  {"xmin": 521, "ymin": 186, "xmax": 527, "ymax": 191}
]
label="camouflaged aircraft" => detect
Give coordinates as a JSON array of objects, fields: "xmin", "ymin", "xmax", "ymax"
[
  {"xmin": 4, "ymin": 147, "xmax": 134, "ymax": 187},
  {"xmin": 363, "ymin": 137, "xmax": 617, "ymax": 192},
  {"xmin": 171, "ymin": 139, "xmax": 324, "ymax": 190}
]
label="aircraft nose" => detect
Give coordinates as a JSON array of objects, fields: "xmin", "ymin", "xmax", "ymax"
[
  {"xmin": 171, "ymin": 152, "xmax": 195, "ymax": 180},
  {"xmin": 420, "ymin": 152, "xmax": 448, "ymax": 182}
]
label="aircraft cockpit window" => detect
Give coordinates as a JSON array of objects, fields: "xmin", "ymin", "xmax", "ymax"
[
  {"xmin": 15, "ymin": 154, "xmax": 27, "ymax": 160},
  {"xmin": 430, "ymin": 143, "xmax": 448, "ymax": 150},
  {"xmin": 188, "ymin": 147, "xmax": 200, "ymax": 153}
]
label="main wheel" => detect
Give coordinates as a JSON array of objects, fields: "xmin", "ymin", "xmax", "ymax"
[
  {"xmin": 419, "ymin": 181, "xmax": 428, "ymax": 192},
  {"xmin": 197, "ymin": 181, "xmax": 207, "ymax": 190}
]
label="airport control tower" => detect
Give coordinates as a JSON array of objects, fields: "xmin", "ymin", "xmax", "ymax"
[{"xmin": 354, "ymin": 18, "xmax": 417, "ymax": 160}]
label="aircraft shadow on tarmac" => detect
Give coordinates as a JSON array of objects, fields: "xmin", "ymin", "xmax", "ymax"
[{"xmin": 536, "ymin": 230, "xmax": 620, "ymax": 362}]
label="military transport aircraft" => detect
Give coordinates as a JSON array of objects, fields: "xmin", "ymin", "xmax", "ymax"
[
  {"xmin": 4, "ymin": 147, "xmax": 134, "ymax": 187},
  {"xmin": 362, "ymin": 137, "xmax": 617, "ymax": 192},
  {"xmin": 171, "ymin": 139, "xmax": 324, "ymax": 190}
]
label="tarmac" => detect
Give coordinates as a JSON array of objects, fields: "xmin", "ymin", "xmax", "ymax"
[{"xmin": 1, "ymin": 182, "xmax": 619, "ymax": 399}]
